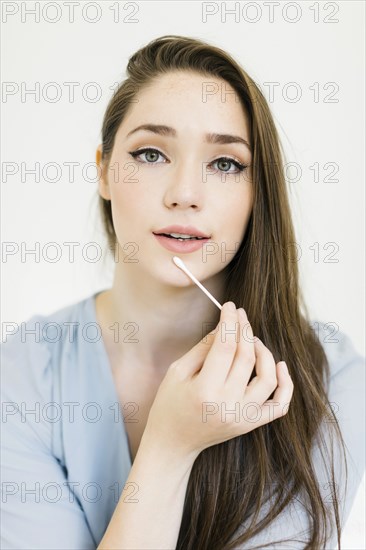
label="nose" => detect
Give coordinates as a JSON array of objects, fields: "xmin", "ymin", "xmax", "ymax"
[{"xmin": 163, "ymin": 159, "xmax": 203, "ymax": 210}]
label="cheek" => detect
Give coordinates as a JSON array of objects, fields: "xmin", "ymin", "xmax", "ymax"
[
  {"xmin": 111, "ymin": 156, "xmax": 159, "ymax": 203},
  {"xmin": 219, "ymin": 189, "xmax": 252, "ymax": 242},
  {"xmin": 110, "ymin": 175, "xmax": 146, "ymax": 216},
  {"xmin": 109, "ymin": 180, "xmax": 154, "ymax": 242},
  {"xmin": 108, "ymin": 155, "xmax": 139, "ymax": 205}
]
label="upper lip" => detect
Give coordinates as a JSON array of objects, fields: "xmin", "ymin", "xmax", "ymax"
[{"xmin": 153, "ymin": 225, "xmax": 211, "ymax": 238}]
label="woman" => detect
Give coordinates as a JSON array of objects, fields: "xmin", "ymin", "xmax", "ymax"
[{"xmin": 2, "ymin": 35, "xmax": 364, "ymax": 549}]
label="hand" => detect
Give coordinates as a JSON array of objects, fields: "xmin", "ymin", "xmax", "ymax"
[{"xmin": 143, "ymin": 301, "xmax": 294, "ymax": 458}]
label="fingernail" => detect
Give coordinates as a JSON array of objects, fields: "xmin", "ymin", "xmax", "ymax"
[
  {"xmin": 225, "ymin": 301, "xmax": 236, "ymax": 313},
  {"xmin": 281, "ymin": 361, "xmax": 288, "ymax": 374}
]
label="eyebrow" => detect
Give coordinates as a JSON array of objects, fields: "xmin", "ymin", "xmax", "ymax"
[{"xmin": 126, "ymin": 124, "xmax": 252, "ymax": 152}]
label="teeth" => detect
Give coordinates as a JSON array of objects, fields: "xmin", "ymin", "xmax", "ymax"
[
  {"xmin": 169, "ymin": 233, "xmax": 199, "ymax": 238},
  {"xmin": 166, "ymin": 232, "xmax": 205, "ymax": 240}
]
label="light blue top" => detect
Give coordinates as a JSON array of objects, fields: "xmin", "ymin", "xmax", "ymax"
[{"xmin": 1, "ymin": 291, "xmax": 365, "ymax": 549}]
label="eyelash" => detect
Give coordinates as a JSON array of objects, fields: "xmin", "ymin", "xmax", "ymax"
[{"xmin": 128, "ymin": 147, "xmax": 249, "ymax": 174}]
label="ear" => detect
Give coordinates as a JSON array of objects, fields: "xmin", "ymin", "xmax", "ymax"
[{"xmin": 96, "ymin": 144, "xmax": 111, "ymax": 200}]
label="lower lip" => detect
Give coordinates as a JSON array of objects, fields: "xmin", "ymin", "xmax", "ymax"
[{"xmin": 153, "ymin": 234, "xmax": 211, "ymax": 253}]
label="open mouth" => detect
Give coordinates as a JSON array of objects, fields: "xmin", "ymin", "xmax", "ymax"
[
  {"xmin": 155, "ymin": 233, "xmax": 208, "ymax": 241},
  {"xmin": 152, "ymin": 232, "xmax": 211, "ymax": 253}
]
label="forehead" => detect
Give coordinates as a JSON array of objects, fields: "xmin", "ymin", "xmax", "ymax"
[
  {"xmin": 136, "ymin": 70, "xmax": 243, "ymax": 108},
  {"xmin": 122, "ymin": 70, "xmax": 250, "ymax": 133}
]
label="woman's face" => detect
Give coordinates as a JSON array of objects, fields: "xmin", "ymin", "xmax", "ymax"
[{"xmin": 97, "ymin": 70, "xmax": 253, "ymax": 285}]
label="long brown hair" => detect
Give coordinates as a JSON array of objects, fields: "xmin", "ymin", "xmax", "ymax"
[{"xmin": 97, "ymin": 35, "xmax": 348, "ymax": 549}]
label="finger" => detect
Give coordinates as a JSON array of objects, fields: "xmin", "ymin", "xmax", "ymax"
[
  {"xmin": 268, "ymin": 362, "xmax": 294, "ymax": 417},
  {"xmin": 225, "ymin": 308, "xmax": 256, "ymax": 389},
  {"xmin": 199, "ymin": 301, "xmax": 239, "ymax": 387},
  {"xmin": 240, "ymin": 361, "xmax": 294, "ymax": 432},
  {"xmin": 172, "ymin": 324, "xmax": 218, "ymax": 379},
  {"xmin": 244, "ymin": 338, "xmax": 278, "ymax": 407}
]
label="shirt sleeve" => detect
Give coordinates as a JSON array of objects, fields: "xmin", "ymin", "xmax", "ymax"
[
  {"xmin": 1, "ymin": 317, "xmax": 96, "ymax": 550},
  {"xmin": 231, "ymin": 324, "xmax": 366, "ymax": 549}
]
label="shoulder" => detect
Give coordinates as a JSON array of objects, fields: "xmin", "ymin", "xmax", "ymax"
[
  {"xmin": 1, "ymin": 293, "xmax": 98, "ymax": 459},
  {"xmin": 311, "ymin": 319, "xmax": 365, "ymax": 381},
  {"xmin": 1, "ymin": 296, "xmax": 99, "ymax": 549},
  {"xmin": 311, "ymin": 319, "xmax": 365, "ymax": 440},
  {"xmin": 1, "ymin": 293, "xmax": 96, "ymax": 404},
  {"xmin": 311, "ymin": 319, "xmax": 365, "ymax": 522}
]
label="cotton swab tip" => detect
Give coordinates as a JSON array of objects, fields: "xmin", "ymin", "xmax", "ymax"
[{"xmin": 172, "ymin": 256, "xmax": 185, "ymax": 270}]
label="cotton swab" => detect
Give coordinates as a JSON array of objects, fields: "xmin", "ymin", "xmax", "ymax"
[{"xmin": 172, "ymin": 256, "xmax": 223, "ymax": 310}]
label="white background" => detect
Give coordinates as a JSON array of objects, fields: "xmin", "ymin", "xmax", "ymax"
[{"xmin": 1, "ymin": 1, "xmax": 365, "ymax": 547}]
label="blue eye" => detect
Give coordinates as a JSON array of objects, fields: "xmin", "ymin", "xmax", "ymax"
[{"xmin": 128, "ymin": 147, "xmax": 248, "ymax": 174}]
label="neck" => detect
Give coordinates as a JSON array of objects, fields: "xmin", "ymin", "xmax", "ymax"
[{"xmin": 95, "ymin": 258, "xmax": 226, "ymax": 372}]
